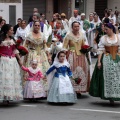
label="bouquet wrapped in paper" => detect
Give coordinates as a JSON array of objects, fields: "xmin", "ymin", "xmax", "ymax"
[
  {"xmin": 16, "ymin": 39, "xmax": 28, "ymax": 56},
  {"xmin": 80, "ymin": 45, "xmax": 92, "ymax": 65},
  {"xmin": 74, "ymin": 78, "xmax": 82, "ymax": 85},
  {"xmin": 17, "ymin": 46, "xmax": 28, "ymax": 56}
]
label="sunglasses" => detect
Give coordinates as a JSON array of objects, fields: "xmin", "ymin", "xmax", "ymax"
[{"xmin": 34, "ymin": 25, "xmax": 40, "ymax": 27}]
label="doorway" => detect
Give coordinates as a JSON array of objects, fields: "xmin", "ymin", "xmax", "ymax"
[
  {"xmin": 95, "ymin": 0, "xmax": 108, "ymax": 19},
  {"xmin": 53, "ymin": 0, "xmax": 59, "ymax": 13},
  {"xmin": 9, "ymin": 5, "xmax": 16, "ymax": 26}
]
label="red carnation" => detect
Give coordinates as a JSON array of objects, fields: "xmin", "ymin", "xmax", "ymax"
[
  {"xmin": 74, "ymin": 78, "xmax": 82, "ymax": 85},
  {"xmin": 80, "ymin": 45, "xmax": 92, "ymax": 65},
  {"xmin": 81, "ymin": 45, "xmax": 90, "ymax": 49},
  {"xmin": 17, "ymin": 39, "xmax": 22, "ymax": 44},
  {"xmin": 17, "ymin": 46, "xmax": 28, "ymax": 56}
]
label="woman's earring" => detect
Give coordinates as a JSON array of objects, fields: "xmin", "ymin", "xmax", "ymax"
[{"xmin": 6, "ymin": 34, "xmax": 8, "ymax": 38}]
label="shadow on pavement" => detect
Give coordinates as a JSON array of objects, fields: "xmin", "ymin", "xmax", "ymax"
[
  {"xmin": 77, "ymin": 93, "xmax": 90, "ymax": 99},
  {"xmin": 90, "ymin": 101, "xmax": 120, "ymax": 108},
  {"xmin": 0, "ymin": 102, "xmax": 19, "ymax": 108},
  {"xmin": 47, "ymin": 102, "xmax": 75, "ymax": 106}
]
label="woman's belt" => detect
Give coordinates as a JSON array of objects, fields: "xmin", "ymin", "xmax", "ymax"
[
  {"xmin": 69, "ymin": 46, "xmax": 81, "ymax": 55},
  {"xmin": 105, "ymin": 46, "xmax": 119, "ymax": 60}
]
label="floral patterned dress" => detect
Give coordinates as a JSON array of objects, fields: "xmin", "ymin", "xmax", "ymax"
[
  {"xmin": 63, "ymin": 32, "xmax": 90, "ymax": 93},
  {"xmin": 0, "ymin": 39, "xmax": 23, "ymax": 101},
  {"xmin": 89, "ymin": 34, "xmax": 120, "ymax": 101},
  {"xmin": 24, "ymin": 32, "xmax": 50, "ymax": 90}
]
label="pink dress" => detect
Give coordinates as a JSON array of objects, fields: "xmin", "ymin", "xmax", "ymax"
[{"xmin": 22, "ymin": 66, "xmax": 46, "ymax": 98}]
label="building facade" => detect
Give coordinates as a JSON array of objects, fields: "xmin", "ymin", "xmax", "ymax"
[
  {"xmin": 0, "ymin": 0, "xmax": 120, "ymax": 25},
  {"xmin": 0, "ymin": 0, "xmax": 22, "ymax": 25}
]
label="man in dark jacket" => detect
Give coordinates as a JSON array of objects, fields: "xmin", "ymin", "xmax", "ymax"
[
  {"xmin": 28, "ymin": 8, "xmax": 39, "ymax": 23},
  {"xmin": 13, "ymin": 18, "xmax": 22, "ymax": 34}
]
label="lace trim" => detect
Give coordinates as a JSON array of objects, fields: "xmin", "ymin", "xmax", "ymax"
[
  {"xmin": 67, "ymin": 32, "xmax": 85, "ymax": 42},
  {"xmin": 26, "ymin": 32, "xmax": 44, "ymax": 45},
  {"xmin": 28, "ymin": 67, "xmax": 41, "ymax": 74},
  {"xmin": 0, "ymin": 39, "xmax": 15, "ymax": 46}
]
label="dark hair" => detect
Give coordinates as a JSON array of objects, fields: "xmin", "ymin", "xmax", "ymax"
[
  {"xmin": 0, "ymin": 19, "xmax": 5, "ymax": 24},
  {"xmin": 105, "ymin": 12, "xmax": 110, "ymax": 17},
  {"xmin": 33, "ymin": 20, "xmax": 40, "ymax": 25},
  {"xmin": 17, "ymin": 18, "xmax": 22, "ymax": 21},
  {"xmin": 57, "ymin": 51, "xmax": 65, "ymax": 58},
  {"xmin": 0, "ymin": 19, "xmax": 3, "ymax": 24},
  {"xmin": 103, "ymin": 18, "xmax": 110, "ymax": 24},
  {"xmin": 115, "ymin": 10, "xmax": 119, "ymax": 17},
  {"xmin": 40, "ymin": 13, "xmax": 43, "ymax": 16},
  {"xmin": 21, "ymin": 20, "xmax": 27, "ymax": 24},
  {"xmin": 105, "ymin": 23, "xmax": 116, "ymax": 34},
  {"xmin": 0, "ymin": 24, "xmax": 14, "ymax": 44},
  {"xmin": 71, "ymin": 21, "xmax": 80, "ymax": 28},
  {"xmin": 104, "ymin": 8, "xmax": 108, "ymax": 13}
]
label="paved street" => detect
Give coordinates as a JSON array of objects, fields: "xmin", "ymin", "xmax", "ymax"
[
  {"xmin": 0, "ymin": 94, "xmax": 120, "ymax": 120},
  {"xmin": 0, "ymin": 58, "xmax": 120, "ymax": 120}
]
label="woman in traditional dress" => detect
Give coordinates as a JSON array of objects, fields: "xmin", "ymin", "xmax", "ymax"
[
  {"xmin": 89, "ymin": 23, "xmax": 120, "ymax": 104},
  {"xmin": 24, "ymin": 20, "xmax": 50, "ymax": 93},
  {"xmin": 63, "ymin": 21, "xmax": 90, "ymax": 97},
  {"xmin": 0, "ymin": 24, "xmax": 23, "ymax": 104},
  {"xmin": 88, "ymin": 13, "xmax": 95, "ymax": 53},
  {"xmin": 91, "ymin": 14, "xmax": 102, "ymax": 57},
  {"xmin": 46, "ymin": 51, "xmax": 77, "ymax": 103}
]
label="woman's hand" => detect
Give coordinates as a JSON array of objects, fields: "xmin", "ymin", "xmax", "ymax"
[
  {"xmin": 43, "ymin": 76, "xmax": 47, "ymax": 81},
  {"xmin": 16, "ymin": 53, "xmax": 23, "ymax": 67},
  {"xmin": 43, "ymin": 40, "xmax": 46, "ymax": 44},
  {"xmin": 98, "ymin": 62, "xmax": 101, "ymax": 69}
]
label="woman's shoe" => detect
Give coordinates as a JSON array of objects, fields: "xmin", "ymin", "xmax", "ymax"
[
  {"xmin": 3, "ymin": 100, "xmax": 9, "ymax": 105},
  {"xmin": 109, "ymin": 100, "xmax": 114, "ymax": 105}
]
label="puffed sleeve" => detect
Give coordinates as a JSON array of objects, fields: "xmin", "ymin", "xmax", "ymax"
[
  {"xmin": 46, "ymin": 66, "xmax": 56, "ymax": 75},
  {"xmin": 38, "ymin": 71, "xmax": 44, "ymax": 78},
  {"xmin": 97, "ymin": 36, "xmax": 105, "ymax": 54},
  {"xmin": 23, "ymin": 33, "xmax": 31, "ymax": 48},
  {"xmin": 21, "ymin": 66, "xmax": 29, "ymax": 72},
  {"xmin": 42, "ymin": 33, "xmax": 49, "ymax": 52},
  {"xmin": 63, "ymin": 35, "xmax": 69, "ymax": 50},
  {"xmin": 117, "ymin": 34, "xmax": 120, "ymax": 53}
]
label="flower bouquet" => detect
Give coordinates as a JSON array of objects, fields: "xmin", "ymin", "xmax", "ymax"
[
  {"xmin": 17, "ymin": 46, "xmax": 28, "ymax": 56},
  {"xmin": 74, "ymin": 78, "xmax": 82, "ymax": 85},
  {"xmin": 16, "ymin": 38, "xmax": 22, "ymax": 47},
  {"xmin": 55, "ymin": 34, "xmax": 63, "ymax": 42},
  {"xmin": 80, "ymin": 45, "xmax": 92, "ymax": 65}
]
